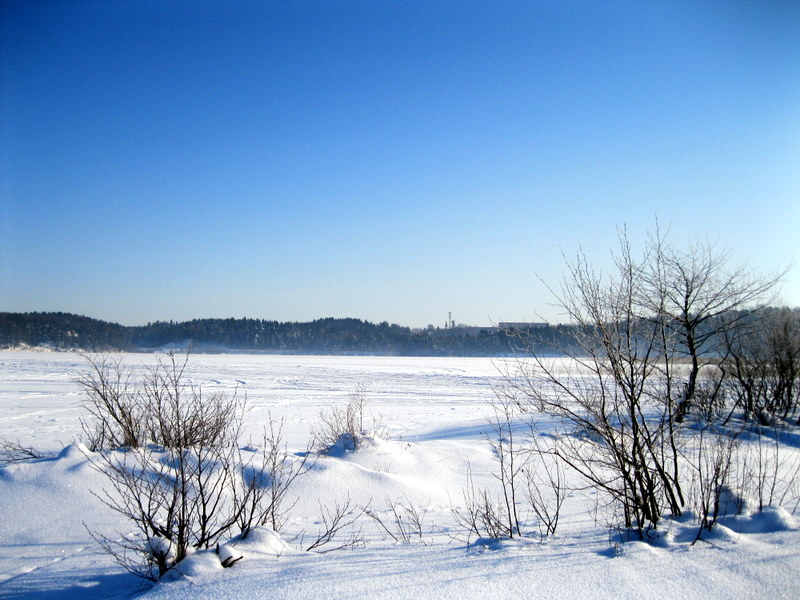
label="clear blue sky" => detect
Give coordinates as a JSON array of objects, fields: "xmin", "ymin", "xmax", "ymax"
[{"xmin": 2, "ymin": 0, "xmax": 798, "ymax": 327}]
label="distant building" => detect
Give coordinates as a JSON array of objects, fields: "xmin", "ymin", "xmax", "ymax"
[{"xmin": 497, "ymin": 322, "xmax": 547, "ymax": 331}]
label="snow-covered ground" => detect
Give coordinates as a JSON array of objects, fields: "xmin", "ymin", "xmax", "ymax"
[{"xmin": 1, "ymin": 351, "xmax": 799, "ymax": 599}]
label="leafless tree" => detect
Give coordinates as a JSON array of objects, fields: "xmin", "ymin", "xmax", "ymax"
[
  {"xmin": 641, "ymin": 229, "xmax": 784, "ymax": 421},
  {"xmin": 508, "ymin": 226, "xmax": 788, "ymax": 536},
  {"xmin": 510, "ymin": 231, "xmax": 684, "ymax": 535}
]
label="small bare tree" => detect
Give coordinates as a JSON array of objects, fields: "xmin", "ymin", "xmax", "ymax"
[{"xmin": 509, "ymin": 226, "xmax": 787, "ymax": 536}]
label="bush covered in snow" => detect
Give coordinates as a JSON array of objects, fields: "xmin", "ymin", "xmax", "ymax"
[{"xmin": 80, "ymin": 354, "xmax": 313, "ymax": 580}]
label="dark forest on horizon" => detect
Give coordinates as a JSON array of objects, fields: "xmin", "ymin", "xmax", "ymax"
[{"xmin": 0, "ymin": 312, "xmax": 575, "ymax": 356}]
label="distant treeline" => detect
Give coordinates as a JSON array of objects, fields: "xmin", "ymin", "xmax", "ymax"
[{"xmin": 0, "ymin": 312, "xmax": 578, "ymax": 356}]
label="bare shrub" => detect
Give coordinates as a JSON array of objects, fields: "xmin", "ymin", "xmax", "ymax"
[
  {"xmin": 451, "ymin": 391, "xmax": 568, "ymax": 543},
  {"xmin": 687, "ymin": 427, "xmax": 740, "ymax": 539},
  {"xmin": 451, "ymin": 466, "xmax": 515, "ymax": 543},
  {"xmin": 142, "ymin": 360, "xmax": 240, "ymax": 449},
  {"xmin": 303, "ymin": 495, "xmax": 365, "ymax": 553},
  {"xmin": 81, "ymin": 354, "xmax": 313, "ymax": 579},
  {"xmin": 89, "ymin": 440, "xmax": 243, "ymax": 579},
  {"xmin": 723, "ymin": 308, "xmax": 800, "ymax": 425},
  {"xmin": 78, "ymin": 355, "xmax": 142, "ymax": 450},
  {"xmin": 235, "ymin": 417, "xmax": 315, "ymax": 536},
  {"xmin": 692, "ymin": 367, "xmax": 727, "ymax": 422},
  {"xmin": 734, "ymin": 425, "xmax": 800, "ymax": 514},
  {"xmin": 0, "ymin": 438, "xmax": 47, "ymax": 465},
  {"xmin": 485, "ymin": 393, "xmax": 525, "ymax": 538},
  {"xmin": 450, "ymin": 393, "xmax": 529, "ymax": 543},
  {"xmin": 313, "ymin": 383, "xmax": 379, "ymax": 453},
  {"xmin": 524, "ymin": 427, "xmax": 567, "ymax": 537},
  {"xmin": 367, "ymin": 496, "xmax": 429, "ymax": 544},
  {"xmin": 78, "ymin": 353, "xmax": 244, "ymax": 451}
]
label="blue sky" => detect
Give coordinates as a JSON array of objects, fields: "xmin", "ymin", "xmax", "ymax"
[{"xmin": 2, "ymin": 0, "xmax": 798, "ymax": 327}]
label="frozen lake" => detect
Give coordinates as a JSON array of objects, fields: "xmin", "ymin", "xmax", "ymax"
[
  {"xmin": 2, "ymin": 351, "xmax": 800, "ymax": 600},
  {"xmin": 0, "ymin": 351, "xmax": 512, "ymax": 452}
]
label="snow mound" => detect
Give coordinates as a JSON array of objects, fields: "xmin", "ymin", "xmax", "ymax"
[
  {"xmin": 323, "ymin": 432, "xmax": 360, "ymax": 457},
  {"xmin": 721, "ymin": 506, "xmax": 798, "ymax": 534},
  {"xmin": 700, "ymin": 523, "xmax": 740, "ymax": 543},
  {"xmin": 645, "ymin": 527, "xmax": 675, "ymax": 548},
  {"xmin": 326, "ymin": 433, "xmax": 413, "ymax": 465},
  {"xmin": 223, "ymin": 526, "xmax": 294, "ymax": 560},
  {"xmin": 217, "ymin": 544, "xmax": 244, "ymax": 568},
  {"xmin": 160, "ymin": 528, "xmax": 292, "ymax": 583},
  {"xmin": 716, "ymin": 485, "xmax": 753, "ymax": 517},
  {"xmin": 56, "ymin": 442, "xmax": 91, "ymax": 461},
  {"xmin": 55, "ymin": 442, "xmax": 97, "ymax": 474},
  {"xmin": 163, "ymin": 551, "xmax": 222, "ymax": 581},
  {"xmin": 148, "ymin": 536, "xmax": 178, "ymax": 565},
  {"xmin": 324, "ymin": 431, "xmax": 399, "ymax": 457}
]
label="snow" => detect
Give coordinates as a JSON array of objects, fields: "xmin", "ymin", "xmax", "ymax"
[
  {"xmin": 140, "ymin": 532, "xmax": 800, "ymax": 600},
  {"xmin": 1, "ymin": 351, "xmax": 800, "ymax": 599}
]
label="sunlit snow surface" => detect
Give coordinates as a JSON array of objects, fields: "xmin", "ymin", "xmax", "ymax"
[
  {"xmin": 1, "ymin": 351, "xmax": 799, "ymax": 600},
  {"xmin": 0, "ymin": 352, "xmax": 504, "ymax": 451}
]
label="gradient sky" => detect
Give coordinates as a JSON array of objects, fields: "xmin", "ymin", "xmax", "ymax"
[{"xmin": 2, "ymin": 1, "xmax": 799, "ymax": 328}]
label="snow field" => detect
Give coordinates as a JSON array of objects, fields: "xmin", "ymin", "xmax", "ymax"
[{"xmin": 1, "ymin": 351, "xmax": 800, "ymax": 599}]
